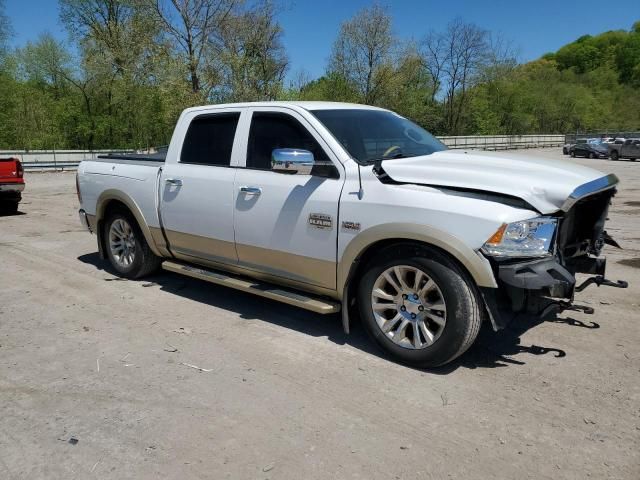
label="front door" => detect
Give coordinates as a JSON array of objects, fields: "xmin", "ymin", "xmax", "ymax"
[
  {"xmin": 233, "ymin": 109, "xmax": 344, "ymax": 290},
  {"xmin": 160, "ymin": 109, "xmax": 243, "ymax": 265}
]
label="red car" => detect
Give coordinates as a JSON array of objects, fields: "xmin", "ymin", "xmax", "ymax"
[{"xmin": 0, "ymin": 157, "xmax": 25, "ymax": 213}]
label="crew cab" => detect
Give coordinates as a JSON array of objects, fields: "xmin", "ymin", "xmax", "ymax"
[
  {"xmin": 0, "ymin": 157, "xmax": 25, "ymax": 213},
  {"xmin": 609, "ymin": 138, "xmax": 640, "ymax": 161},
  {"xmin": 76, "ymin": 102, "xmax": 627, "ymax": 367}
]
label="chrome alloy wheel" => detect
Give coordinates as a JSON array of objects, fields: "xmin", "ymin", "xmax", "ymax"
[
  {"xmin": 371, "ymin": 265, "xmax": 447, "ymax": 349},
  {"xmin": 108, "ymin": 218, "xmax": 137, "ymax": 268}
]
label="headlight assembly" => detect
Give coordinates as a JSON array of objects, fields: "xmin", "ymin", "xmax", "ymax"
[{"xmin": 482, "ymin": 217, "xmax": 557, "ymax": 258}]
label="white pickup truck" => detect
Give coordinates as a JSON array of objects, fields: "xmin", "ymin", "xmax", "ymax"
[{"xmin": 77, "ymin": 101, "xmax": 627, "ymax": 367}]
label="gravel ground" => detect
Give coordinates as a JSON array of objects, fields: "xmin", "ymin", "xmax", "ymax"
[{"xmin": 1, "ymin": 148, "xmax": 639, "ymax": 479}]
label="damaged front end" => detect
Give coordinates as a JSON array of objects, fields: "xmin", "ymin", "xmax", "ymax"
[{"xmin": 480, "ymin": 175, "xmax": 628, "ymax": 329}]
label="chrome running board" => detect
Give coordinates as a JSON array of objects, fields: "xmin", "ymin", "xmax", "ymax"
[{"xmin": 162, "ymin": 260, "xmax": 340, "ymax": 314}]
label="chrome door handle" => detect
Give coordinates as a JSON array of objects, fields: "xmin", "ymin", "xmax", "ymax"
[
  {"xmin": 165, "ymin": 178, "xmax": 183, "ymax": 186},
  {"xmin": 239, "ymin": 186, "xmax": 261, "ymax": 196}
]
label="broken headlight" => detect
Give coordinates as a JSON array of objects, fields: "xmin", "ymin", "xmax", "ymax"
[{"xmin": 481, "ymin": 217, "xmax": 557, "ymax": 258}]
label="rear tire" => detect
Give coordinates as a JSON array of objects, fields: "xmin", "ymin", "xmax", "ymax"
[
  {"xmin": 357, "ymin": 245, "xmax": 483, "ymax": 368},
  {"xmin": 104, "ymin": 210, "xmax": 161, "ymax": 279},
  {"xmin": 570, "ymin": 151, "xmax": 576, "ymax": 157},
  {"xmin": 0, "ymin": 202, "xmax": 19, "ymax": 214},
  {"xmin": 589, "ymin": 152, "xmax": 595, "ymax": 159}
]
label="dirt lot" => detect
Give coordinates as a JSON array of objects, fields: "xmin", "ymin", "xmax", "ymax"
[{"xmin": 1, "ymin": 148, "xmax": 639, "ymax": 479}]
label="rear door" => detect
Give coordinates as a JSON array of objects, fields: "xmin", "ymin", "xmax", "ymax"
[
  {"xmin": 232, "ymin": 108, "xmax": 344, "ymax": 290},
  {"xmin": 159, "ymin": 109, "xmax": 244, "ymax": 265}
]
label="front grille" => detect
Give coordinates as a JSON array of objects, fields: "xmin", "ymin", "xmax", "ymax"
[{"xmin": 557, "ymin": 189, "xmax": 615, "ymax": 259}]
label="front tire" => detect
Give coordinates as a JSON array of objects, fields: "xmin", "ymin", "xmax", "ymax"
[
  {"xmin": 589, "ymin": 152, "xmax": 595, "ymax": 159},
  {"xmin": 610, "ymin": 150, "xmax": 619, "ymax": 161},
  {"xmin": 104, "ymin": 211, "xmax": 160, "ymax": 279},
  {"xmin": 357, "ymin": 245, "xmax": 483, "ymax": 368},
  {"xmin": 570, "ymin": 150, "xmax": 576, "ymax": 157}
]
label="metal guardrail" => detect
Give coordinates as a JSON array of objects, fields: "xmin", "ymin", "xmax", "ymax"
[
  {"xmin": 439, "ymin": 134, "xmax": 565, "ymax": 150},
  {"xmin": 23, "ymin": 162, "xmax": 81, "ymax": 171},
  {"xmin": 6, "ymin": 136, "xmax": 567, "ymax": 171},
  {"xmin": 0, "ymin": 149, "xmax": 133, "ymax": 171},
  {"xmin": 564, "ymin": 132, "xmax": 640, "ymax": 143}
]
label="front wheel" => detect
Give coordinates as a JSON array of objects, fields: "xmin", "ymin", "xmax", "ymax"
[
  {"xmin": 357, "ymin": 245, "xmax": 483, "ymax": 368},
  {"xmin": 104, "ymin": 211, "xmax": 160, "ymax": 279},
  {"xmin": 589, "ymin": 152, "xmax": 595, "ymax": 159},
  {"xmin": 570, "ymin": 151, "xmax": 576, "ymax": 157},
  {"xmin": 610, "ymin": 150, "xmax": 619, "ymax": 161}
]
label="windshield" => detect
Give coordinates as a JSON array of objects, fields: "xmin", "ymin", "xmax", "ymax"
[{"xmin": 311, "ymin": 109, "xmax": 447, "ymax": 163}]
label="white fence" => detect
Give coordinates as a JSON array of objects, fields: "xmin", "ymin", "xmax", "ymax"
[{"xmin": 2, "ymin": 135, "xmax": 566, "ymax": 171}]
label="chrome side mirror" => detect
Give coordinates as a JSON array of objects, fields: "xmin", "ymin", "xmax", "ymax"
[{"xmin": 271, "ymin": 148, "xmax": 314, "ymax": 175}]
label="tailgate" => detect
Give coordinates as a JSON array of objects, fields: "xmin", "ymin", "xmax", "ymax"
[{"xmin": 0, "ymin": 158, "xmax": 22, "ymax": 183}]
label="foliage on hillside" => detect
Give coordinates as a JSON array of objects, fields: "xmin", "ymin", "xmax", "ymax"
[
  {"xmin": 0, "ymin": 2, "xmax": 638, "ymax": 150},
  {"xmin": 288, "ymin": 11, "xmax": 640, "ymax": 136}
]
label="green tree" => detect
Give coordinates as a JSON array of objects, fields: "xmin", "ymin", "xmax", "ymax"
[
  {"xmin": 0, "ymin": 0, "xmax": 10, "ymax": 60},
  {"xmin": 328, "ymin": 4, "xmax": 394, "ymax": 104},
  {"xmin": 215, "ymin": 0, "xmax": 288, "ymax": 102},
  {"xmin": 149, "ymin": 0, "xmax": 237, "ymax": 97}
]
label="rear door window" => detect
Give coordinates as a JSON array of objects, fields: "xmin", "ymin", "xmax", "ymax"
[{"xmin": 181, "ymin": 113, "xmax": 240, "ymax": 166}]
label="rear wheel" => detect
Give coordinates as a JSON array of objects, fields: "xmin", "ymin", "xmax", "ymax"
[
  {"xmin": 570, "ymin": 150, "xmax": 576, "ymax": 157},
  {"xmin": 104, "ymin": 211, "xmax": 160, "ymax": 279},
  {"xmin": 0, "ymin": 202, "xmax": 19, "ymax": 214},
  {"xmin": 357, "ymin": 245, "xmax": 483, "ymax": 368},
  {"xmin": 589, "ymin": 152, "xmax": 595, "ymax": 159},
  {"xmin": 610, "ymin": 150, "xmax": 619, "ymax": 161}
]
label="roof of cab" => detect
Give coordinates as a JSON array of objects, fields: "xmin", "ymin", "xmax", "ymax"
[{"xmin": 182, "ymin": 101, "xmax": 388, "ymax": 114}]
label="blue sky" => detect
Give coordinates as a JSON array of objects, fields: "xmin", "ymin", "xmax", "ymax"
[{"xmin": 4, "ymin": 0, "xmax": 639, "ymax": 82}]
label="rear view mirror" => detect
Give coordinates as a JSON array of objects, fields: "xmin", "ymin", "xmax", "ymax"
[{"xmin": 271, "ymin": 148, "xmax": 314, "ymax": 175}]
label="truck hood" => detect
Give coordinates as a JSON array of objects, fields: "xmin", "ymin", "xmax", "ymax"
[{"xmin": 381, "ymin": 150, "xmax": 615, "ymax": 214}]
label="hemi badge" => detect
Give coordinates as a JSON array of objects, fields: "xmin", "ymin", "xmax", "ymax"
[
  {"xmin": 309, "ymin": 213, "xmax": 332, "ymax": 229},
  {"xmin": 342, "ymin": 221, "xmax": 361, "ymax": 231}
]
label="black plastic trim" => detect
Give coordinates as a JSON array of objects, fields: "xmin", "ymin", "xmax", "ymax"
[{"xmin": 498, "ymin": 257, "xmax": 575, "ymax": 297}]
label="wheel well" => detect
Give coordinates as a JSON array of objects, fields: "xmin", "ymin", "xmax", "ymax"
[
  {"xmin": 344, "ymin": 239, "xmax": 482, "ymax": 327},
  {"xmin": 96, "ymin": 200, "xmax": 135, "ymax": 259}
]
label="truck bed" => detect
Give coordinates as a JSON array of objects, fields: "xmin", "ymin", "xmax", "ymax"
[{"xmin": 78, "ymin": 157, "xmax": 163, "ymax": 232}]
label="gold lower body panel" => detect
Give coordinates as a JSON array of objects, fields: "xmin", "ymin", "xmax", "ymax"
[{"xmin": 159, "ymin": 229, "xmax": 338, "ymax": 300}]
